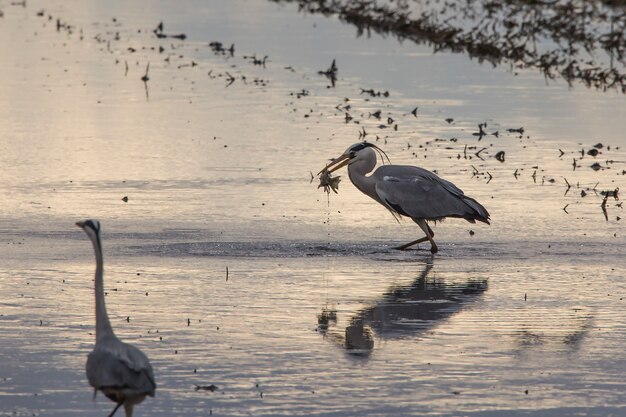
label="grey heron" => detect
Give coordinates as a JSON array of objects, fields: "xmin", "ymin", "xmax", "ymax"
[
  {"xmin": 77, "ymin": 220, "xmax": 156, "ymax": 417},
  {"xmin": 321, "ymin": 142, "xmax": 490, "ymax": 253}
]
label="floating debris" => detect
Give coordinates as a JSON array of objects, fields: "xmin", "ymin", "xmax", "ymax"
[
  {"xmin": 601, "ymin": 197, "xmax": 609, "ymax": 221},
  {"xmin": 224, "ymin": 71, "xmax": 236, "ymax": 87},
  {"xmin": 494, "ymin": 151, "xmax": 505, "ymax": 162},
  {"xmin": 153, "ymin": 21, "xmax": 186, "ymax": 40},
  {"xmin": 472, "ymin": 123, "xmax": 487, "ymax": 140},
  {"xmin": 600, "ymin": 188, "xmax": 619, "ymax": 200},
  {"xmin": 360, "ymin": 88, "xmax": 389, "ymax": 97},
  {"xmin": 318, "ymin": 59, "xmax": 337, "ymax": 87},
  {"xmin": 244, "ymin": 54, "xmax": 268, "ymax": 67},
  {"xmin": 209, "ymin": 41, "xmax": 234, "ymax": 57},
  {"xmin": 141, "ymin": 62, "xmax": 150, "ymax": 100},
  {"xmin": 474, "ymin": 147, "xmax": 487, "ymax": 160},
  {"xmin": 141, "ymin": 62, "xmax": 150, "ymax": 82},
  {"xmin": 358, "ymin": 126, "xmax": 368, "ymax": 139},
  {"xmin": 177, "ymin": 61, "xmax": 198, "ymax": 69},
  {"xmin": 194, "ymin": 384, "xmax": 218, "ymax": 392},
  {"xmin": 291, "ymin": 89, "xmax": 309, "ymax": 99}
]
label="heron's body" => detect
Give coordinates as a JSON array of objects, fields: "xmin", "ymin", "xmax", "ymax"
[
  {"xmin": 77, "ymin": 220, "xmax": 155, "ymax": 417},
  {"xmin": 322, "ymin": 143, "xmax": 490, "ymax": 252}
]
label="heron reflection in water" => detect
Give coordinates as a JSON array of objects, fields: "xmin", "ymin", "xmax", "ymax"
[{"xmin": 318, "ymin": 257, "xmax": 487, "ymax": 356}]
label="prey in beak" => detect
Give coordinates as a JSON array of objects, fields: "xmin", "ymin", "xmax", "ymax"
[
  {"xmin": 317, "ymin": 152, "xmax": 351, "ymax": 194},
  {"xmin": 318, "ymin": 169, "xmax": 341, "ymax": 194}
]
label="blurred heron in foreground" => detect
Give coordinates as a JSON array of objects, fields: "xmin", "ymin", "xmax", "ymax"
[
  {"xmin": 320, "ymin": 142, "xmax": 490, "ymax": 253},
  {"xmin": 77, "ymin": 220, "xmax": 156, "ymax": 417}
]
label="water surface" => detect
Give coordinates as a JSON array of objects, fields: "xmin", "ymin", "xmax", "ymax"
[{"xmin": 0, "ymin": 1, "xmax": 624, "ymax": 416}]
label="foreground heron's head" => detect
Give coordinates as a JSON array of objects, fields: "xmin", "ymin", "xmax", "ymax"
[
  {"xmin": 320, "ymin": 142, "xmax": 389, "ymax": 174},
  {"xmin": 76, "ymin": 219, "xmax": 101, "ymax": 241}
]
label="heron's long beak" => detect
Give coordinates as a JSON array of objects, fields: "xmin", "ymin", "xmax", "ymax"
[{"xmin": 319, "ymin": 153, "xmax": 350, "ymax": 175}]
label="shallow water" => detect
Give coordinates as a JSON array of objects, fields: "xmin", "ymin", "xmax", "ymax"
[{"xmin": 0, "ymin": 1, "xmax": 625, "ymax": 416}]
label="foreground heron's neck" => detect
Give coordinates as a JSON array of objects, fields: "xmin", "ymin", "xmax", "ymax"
[
  {"xmin": 347, "ymin": 160, "xmax": 382, "ymax": 205},
  {"xmin": 92, "ymin": 237, "xmax": 114, "ymax": 341}
]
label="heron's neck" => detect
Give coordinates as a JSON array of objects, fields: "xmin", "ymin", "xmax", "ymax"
[
  {"xmin": 348, "ymin": 162, "xmax": 381, "ymax": 204},
  {"xmin": 93, "ymin": 238, "xmax": 114, "ymax": 341}
]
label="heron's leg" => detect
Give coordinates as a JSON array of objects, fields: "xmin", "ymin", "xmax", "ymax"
[
  {"xmin": 123, "ymin": 403, "xmax": 134, "ymax": 417},
  {"xmin": 415, "ymin": 219, "xmax": 438, "ymax": 253},
  {"xmin": 107, "ymin": 402, "xmax": 123, "ymax": 417},
  {"xmin": 394, "ymin": 223, "xmax": 436, "ymax": 250},
  {"xmin": 394, "ymin": 236, "xmax": 428, "ymax": 250}
]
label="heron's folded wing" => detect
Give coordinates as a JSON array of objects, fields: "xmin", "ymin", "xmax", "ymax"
[{"xmin": 374, "ymin": 170, "xmax": 474, "ymax": 220}]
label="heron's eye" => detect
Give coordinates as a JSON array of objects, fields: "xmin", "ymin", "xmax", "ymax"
[
  {"xmin": 349, "ymin": 151, "xmax": 356, "ymax": 158},
  {"xmin": 85, "ymin": 220, "xmax": 100, "ymax": 233}
]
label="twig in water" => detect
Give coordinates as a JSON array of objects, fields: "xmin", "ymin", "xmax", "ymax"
[
  {"xmin": 564, "ymin": 178, "xmax": 572, "ymax": 196},
  {"xmin": 474, "ymin": 147, "xmax": 487, "ymax": 160},
  {"xmin": 195, "ymin": 384, "xmax": 218, "ymax": 392},
  {"xmin": 225, "ymin": 71, "xmax": 235, "ymax": 87},
  {"xmin": 141, "ymin": 62, "xmax": 150, "ymax": 82},
  {"xmin": 601, "ymin": 197, "xmax": 609, "ymax": 221}
]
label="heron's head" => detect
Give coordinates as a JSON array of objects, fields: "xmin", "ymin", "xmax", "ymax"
[
  {"xmin": 76, "ymin": 219, "xmax": 101, "ymax": 241},
  {"xmin": 320, "ymin": 142, "xmax": 389, "ymax": 174}
]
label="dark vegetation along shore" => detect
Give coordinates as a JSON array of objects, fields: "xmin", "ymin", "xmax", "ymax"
[{"xmin": 272, "ymin": 0, "xmax": 626, "ymax": 93}]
